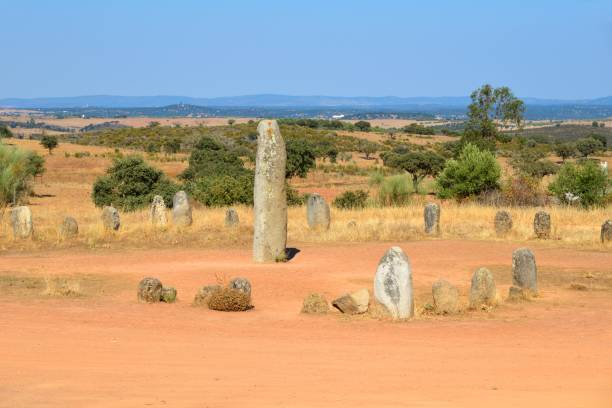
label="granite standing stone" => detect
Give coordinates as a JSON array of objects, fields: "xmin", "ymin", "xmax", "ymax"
[
  {"xmin": 469, "ymin": 267, "xmax": 497, "ymax": 308},
  {"xmin": 150, "ymin": 195, "xmax": 167, "ymax": 227},
  {"xmin": 601, "ymin": 220, "xmax": 612, "ymax": 243},
  {"xmin": 432, "ymin": 279, "xmax": 460, "ymax": 314},
  {"xmin": 512, "ymin": 248, "xmax": 538, "ymax": 295},
  {"xmin": 373, "ymin": 246, "xmax": 414, "ymax": 319},
  {"xmin": 225, "ymin": 208, "xmax": 239, "ymax": 227},
  {"xmin": 10, "ymin": 206, "xmax": 33, "ymax": 239},
  {"xmin": 59, "ymin": 216, "xmax": 79, "ymax": 238},
  {"xmin": 101, "ymin": 206, "xmax": 120, "ymax": 231},
  {"xmin": 424, "ymin": 203, "xmax": 440, "ymax": 235},
  {"xmin": 307, "ymin": 193, "xmax": 331, "ymax": 230},
  {"xmin": 253, "ymin": 120, "xmax": 287, "ymax": 262},
  {"xmin": 172, "ymin": 191, "xmax": 192, "ymax": 227},
  {"xmin": 533, "ymin": 210, "xmax": 551, "ymax": 239},
  {"xmin": 228, "ymin": 277, "xmax": 251, "ymax": 297},
  {"xmin": 494, "ymin": 210, "xmax": 513, "ymax": 236}
]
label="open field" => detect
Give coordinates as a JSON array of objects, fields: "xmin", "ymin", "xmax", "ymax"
[
  {"xmin": 1, "ymin": 241, "xmax": 611, "ymax": 407},
  {"xmin": 1, "ymin": 129, "xmax": 611, "ymax": 408}
]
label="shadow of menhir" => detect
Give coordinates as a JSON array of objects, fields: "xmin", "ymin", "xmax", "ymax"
[{"xmin": 285, "ymin": 248, "xmax": 300, "ymax": 261}]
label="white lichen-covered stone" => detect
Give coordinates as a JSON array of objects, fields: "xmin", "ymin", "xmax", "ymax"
[
  {"xmin": 150, "ymin": 195, "xmax": 167, "ymax": 227},
  {"xmin": 307, "ymin": 193, "xmax": 330, "ymax": 230},
  {"xmin": 10, "ymin": 206, "xmax": 33, "ymax": 239},
  {"xmin": 374, "ymin": 246, "xmax": 413, "ymax": 319},
  {"xmin": 172, "ymin": 191, "xmax": 192, "ymax": 227}
]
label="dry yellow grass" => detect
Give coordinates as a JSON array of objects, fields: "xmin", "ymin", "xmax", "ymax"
[{"xmin": 1, "ymin": 201, "xmax": 610, "ymax": 252}]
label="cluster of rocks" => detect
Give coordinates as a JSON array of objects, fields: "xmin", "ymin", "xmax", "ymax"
[
  {"xmin": 137, "ymin": 277, "xmax": 177, "ymax": 303},
  {"xmin": 193, "ymin": 277, "xmax": 252, "ymax": 312},
  {"xmin": 302, "ymin": 245, "xmax": 542, "ymax": 319}
]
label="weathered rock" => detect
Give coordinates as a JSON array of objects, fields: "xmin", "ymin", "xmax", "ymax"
[
  {"xmin": 332, "ymin": 288, "xmax": 369, "ymax": 314},
  {"xmin": 253, "ymin": 120, "xmax": 287, "ymax": 262},
  {"xmin": 469, "ymin": 267, "xmax": 497, "ymax": 309},
  {"xmin": 225, "ymin": 208, "xmax": 239, "ymax": 227},
  {"xmin": 137, "ymin": 277, "xmax": 163, "ymax": 303},
  {"xmin": 494, "ymin": 210, "xmax": 513, "ymax": 236},
  {"xmin": 172, "ymin": 191, "xmax": 192, "ymax": 227},
  {"xmin": 432, "ymin": 279, "xmax": 460, "ymax": 314},
  {"xmin": 307, "ymin": 193, "xmax": 330, "ymax": 230},
  {"xmin": 424, "ymin": 203, "xmax": 440, "ymax": 235},
  {"xmin": 533, "ymin": 210, "xmax": 551, "ymax": 239},
  {"xmin": 150, "ymin": 195, "xmax": 167, "ymax": 227},
  {"xmin": 601, "ymin": 220, "xmax": 612, "ymax": 243},
  {"xmin": 373, "ymin": 246, "xmax": 413, "ymax": 319},
  {"xmin": 59, "ymin": 216, "xmax": 78, "ymax": 238},
  {"xmin": 208, "ymin": 288, "xmax": 252, "ymax": 312},
  {"xmin": 512, "ymin": 248, "xmax": 538, "ymax": 296},
  {"xmin": 228, "ymin": 277, "xmax": 251, "ymax": 297},
  {"xmin": 193, "ymin": 285, "xmax": 222, "ymax": 307},
  {"xmin": 161, "ymin": 287, "xmax": 177, "ymax": 303},
  {"xmin": 10, "ymin": 206, "xmax": 33, "ymax": 239},
  {"xmin": 301, "ymin": 293, "xmax": 330, "ymax": 314},
  {"xmin": 101, "ymin": 206, "xmax": 120, "ymax": 231}
]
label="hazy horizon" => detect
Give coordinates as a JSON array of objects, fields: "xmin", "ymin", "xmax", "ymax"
[{"xmin": 1, "ymin": 1, "xmax": 611, "ymax": 100}]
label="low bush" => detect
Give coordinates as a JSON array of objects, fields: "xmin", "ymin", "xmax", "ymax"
[
  {"xmin": 548, "ymin": 161, "xmax": 609, "ymax": 207},
  {"xmin": 189, "ymin": 174, "xmax": 254, "ymax": 207},
  {"xmin": 376, "ymin": 175, "xmax": 412, "ymax": 206},
  {"xmin": 0, "ymin": 144, "xmax": 45, "ymax": 206},
  {"xmin": 333, "ymin": 190, "xmax": 369, "ymax": 209},
  {"xmin": 501, "ymin": 175, "xmax": 548, "ymax": 207}
]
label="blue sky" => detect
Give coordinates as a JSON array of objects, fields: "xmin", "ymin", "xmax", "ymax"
[{"xmin": 1, "ymin": 0, "xmax": 611, "ymax": 99}]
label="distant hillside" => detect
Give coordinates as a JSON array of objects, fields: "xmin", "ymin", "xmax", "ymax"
[{"xmin": 2, "ymin": 94, "xmax": 612, "ymax": 109}]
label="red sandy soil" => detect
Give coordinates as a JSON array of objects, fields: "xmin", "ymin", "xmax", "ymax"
[{"xmin": 0, "ymin": 240, "xmax": 611, "ymax": 407}]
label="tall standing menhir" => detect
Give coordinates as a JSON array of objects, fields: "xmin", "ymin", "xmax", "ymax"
[{"xmin": 253, "ymin": 120, "xmax": 288, "ymax": 262}]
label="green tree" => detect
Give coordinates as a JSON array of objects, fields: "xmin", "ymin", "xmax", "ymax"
[
  {"xmin": 181, "ymin": 136, "xmax": 250, "ymax": 180},
  {"xmin": 548, "ymin": 161, "xmax": 608, "ymax": 207},
  {"xmin": 462, "ymin": 84, "xmax": 525, "ymax": 151},
  {"xmin": 436, "ymin": 143, "xmax": 501, "ymax": 199},
  {"xmin": 92, "ymin": 156, "xmax": 179, "ymax": 211},
  {"xmin": 510, "ymin": 149, "xmax": 558, "ymax": 178},
  {"xmin": 0, "ymin": 124, "xmax": 13, "ymax": 139},
  {"xmin": 383, "ymin": 150, "xmax": 446, "ymax": 192},
  {"xmin": 357, "ymin": 140, "xmax": 378, "ymax": 160},
  {"xmin": 354, "ymin": 121, "xmax": 372, "ymax": 132},
  {"xmin": 227, "ymin": 119, "xmax": 236, "ymax": 126},
  {"xmin": 286, "ymin": 139, "xmax": 316, "ymax": 178},
  {"xmin": 163, "ymin": 137, "xmax": 181, "ymax": 155},
  {"xmin": 575, "ymin": 137, "xmax": 604, "ymax": 158},
  {"xmin": 553, "ymin": 143, "xmax": 576, "ymax": 162},
  {"xmin": 40, "ymin": 135, "xmax": 58, "ymax": 154}
]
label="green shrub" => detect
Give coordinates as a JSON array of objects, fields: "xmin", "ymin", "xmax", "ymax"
[
  {"xmin": 548, "ymin": 161, "xmax": 609, "ymax": 207},
  {"xmin": 0, "ymin": 125, "xmax": 13, "ymax": 139},
  {"xmin": 189, "ymin": 174, "xmax": 254, "ymax": 207},
  {"xmin": 286, "ymin": 139, "xmax": 316, "ymax": 178},
  {"xmin": 436, "ymin": 143, "xmax": 501, "ymax": 199},
  {"xmin": 333, "ymin": 189, "xmax": 369, "ymax": 209},
  {"xmin": 377, "ymin": 175, "xmax": 412, "ymax": 206},
  {"xmin": 0, "ymin": 144, "xmax": 45, "ymax": 206},
  {"xmin": 92, "ymin": 156, "xmax": 179, "ymax": 211},
  {"xmin": 181, "ymin": 136, "xmax": 250, "ymax": 181},
  {"xmin": 286, "ymin": 184, "xmax": 305, "ymax": 206}
]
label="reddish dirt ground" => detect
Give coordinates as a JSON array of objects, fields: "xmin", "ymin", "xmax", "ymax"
[{"xmin": 1, "ymin": 240, "xmax": 611, "ymax": 407}]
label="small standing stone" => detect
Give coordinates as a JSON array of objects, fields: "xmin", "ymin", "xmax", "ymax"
[
  {"xmin": 101, "ymin": 206, "xmax": 120, "ymax": 231},
  {"xmin": 494, "ymin": 210, "xmax": 513, "ymax": 236},
  {"xmin": 332, "ymin": 288, "xmax": 369, "ymax": 314},
  {"xmin": 161, "ymin": 286, "xmax": 177, "ymax": 303},
  {"xmin": 432, "ymin": 279, "xmax": 459, "ymax": 314},
  {"xmin": 507, "ymin": 286, "xmax": 528, "ymax": 302},
  {"xmin": 424, "ymin": 203, "xmax": 440, "ymax": 235},
  {"xmin": 533, "ymin": 210, "xmax": 551, "ymax": 239},
  {"xmin": 253, "ymin": 120, "xmax": 287, "ymax": 262},
  {"xmin": 150, "ymin": 195, "xmax": 167, "ymax": 227},
  {"xmin": 512, "ymin": 248, "xmax": 538, "ymax": 296},
  {"xmin": 601, "ymin": 220, "xmax": 612, "ymax": 243},
  {"xmin": 373, "ymin": 246, "xmax": 414, "ymax": 319},
  {"xmin": 137, "ymin": 277, "xmax": 163, "ymax": 303},
  {"xmin": 301, "ymin": 293, "xmax": 330, "ymax": 314},
  {"xmin": 59, "ymin": 216, "xmax": 79, "ymax": 238},
  {"xmin": 307, "ymin": 193, "xmax": 331, "ymax": 230},
  {"xmin": 10, "ymin": 206, "xmax": 33, "ymax": 239},
  {"xmin": 193, "ymin": 285, "xmax": 222, "ymax": 307},
  {"xmin": 469, "ymin": 267, "xmax": 497, "ymax": 309},
  {"xmin": 228, "ymin": 277, "xmax": 251, "ymax": 297},
  {"xmin": 172, "ymin": 191, "xmax": 192, "ymax": 227},
  {"xmin": 225, "ymin": 208, "xmax": 239, "ymax": 227}
]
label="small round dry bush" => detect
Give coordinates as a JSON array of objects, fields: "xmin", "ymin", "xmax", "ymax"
[
  {"xmin": 301, "ymin": 293, "xmax": 329, "ymax": 314},
  {"xmin": 207, "ymin": 288, "xmax": 252, "ymax": 312}
]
